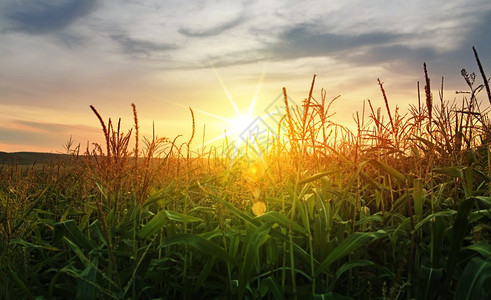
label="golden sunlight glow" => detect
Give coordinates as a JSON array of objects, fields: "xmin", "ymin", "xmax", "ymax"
[
  {"xmin": 252, "ymin": 201, "xmax": 266, "ymax": 216},
  {"xmin": 157, "ymin": 63, "xmax": 270, "ymax": 155},
  {"xmin": 204, "ymin": 64, "xmax": 267, "ymax": 151},
  {"xmin": 229, "ymin": 112, "xmax": 256, "ymax": 137}
]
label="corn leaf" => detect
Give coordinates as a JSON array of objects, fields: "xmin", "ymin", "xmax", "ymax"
[
  {"xmin": 159, "ymin": 233, "xmax": 235, "ymax": 266},
  {"xmin": 138, "ymin": 210, "xmax": 202, "ymax": 239},
  {"xmin": 418, "ymin": 265, "xmax": 443, "ymax": 300},
  {"xmin": 446, "ymin": 197, "xmax": 476, "ymax": 287},
  {"xmin": 238, "ymin": 222, "xmax": 273, "ymax": 299},
  {"xmin": 257, "ymin": 211, "xmax": 307, "ymax": 234},
  {"xmin": 314, "ymin": 230, "xmax": 386, "ymax": 277},
  {"xmin": 433, "ymin": 167, "xmax": 463, "ymax": 179},
  {"xmin": 54, "ymin": 220, "xmax": 95, "ymax": 252},
  {"xmin": 454, "ymin": 257, "xmax": 491, "ymax": 300},
  {"xmin": 335, "ymin": 259, "xmax": 375, "ymax": 279},
  {"xmin": 463, "ymin": 242, "xmax": 491, "ymax": 258},
  {"xmin": 368, "ymin": 159, "xmax": 406, "ymax": 183},
  {"xmin": 414, "ymin": 210, "xmax": 456, "ymax": 232}
]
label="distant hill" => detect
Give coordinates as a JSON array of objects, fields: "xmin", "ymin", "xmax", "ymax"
[{"xmin": 0, "ymin": 152, "xmax": 71, "ymax": 165}]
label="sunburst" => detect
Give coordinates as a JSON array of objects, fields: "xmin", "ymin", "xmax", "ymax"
[
  {"xmin": 159, "ymin": 64, "xmax": 271, "ymax": 158},
  {"xmin": 202, "ymin": 64, "xmax": 269, "ymax": 154}
]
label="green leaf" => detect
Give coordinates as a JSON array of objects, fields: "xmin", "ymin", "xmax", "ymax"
[
  {"xmin": 261, "ymin": 277, "xmax": 284, "ymax": 300},
  {"xmin": 142, "ymin": 189, "xmax": 167, "ymax": 208},
  {"xmin": 12, "ymin": 186, "xmax": 48, "ymax": 235},
  {"xmin": 368, "ymin": 159, "xmax": 406, "ymax": 183},
  {"xmin": 195, "ymin": 257, "xmax": 216, "ymax": 292},
  {"xmin": 434, "ymin": 167, "xmax": 463, "ymax": 179},
  {"xmin": 138, "ymin": 210, "xmax": 202, "ymax": 239},
  {"xmin": 159, "ymin": 233, "xmax": 235, "ymax": 266},
  {"xmin": 355, "ymin": 213, "xmax": 383, "ymax": 226},
  {"xmin": 454, "ymin": 257, "xmax": 491, "ymax": 300},
  {"xmin": 77, "ymin": 257, "xmax": 99, "ymax": 300},
  {"xmin": 299, "ymin": 169, "xmax": 347, "ymax": 185},
  {"xmin": 239, "ymin": 222, "xmax": 273, "ymax": 299},
  {"xmin": 313, "ymin": 292, "xmax": 353, "ymax": 300},
  {"xmin": 335, "ymin": 259, "xmax": 375, "ymax": 279},
  {"xmin": 60, "ymin": 264, "xmax": 118, "ymax": 299},
  {"xmin": 219, "ymin": 198, "xmax": 313, "ymax": 267},
  {"xmin": 62, "ymin": 237, "xmax": 118, "ymax": 289},
  {"xmin": 474, "ymin": 196, "xmax": 491, "ymax": 208},
  {"xmin": 10, "ymin": 238, "xmax": 59, "ymax": 251},
  {"xmin": 54, "ymin": 220, "xmax": 95, "ymax": 252},
  {"xmin": 418, "ymin": 265, "xmax": 443, "ymax": 300},
  {"xmin": 414, "ymin": 209, "xmax": 456, "ymax": 232},
  {"xmin": 463, "ymin": 242, "xmax": 491, "ymax": 258},
  {"xmin": 258, "ymin": 211, "xmax": 307, "ymax": 234},
  {"xmin": 218, "ymin": 198, "xmax": 260, "ymax": 226},
  {"xmin": 314, "ymin": 230, "xmax": 386, "ymax": 277},
  {"xmin": 164, "ymin": 210, "xmax": 202, "ymax": 223},
  {"xmin": 138, "ymin": 211, "xmax": 167, "ymax": 239},
  {"xmin": 446, "ymin": 197, "xmax": 476, "ymax": 287},
  {"xmin": 7, "ymin": 265, "xmax": 32, "ymax": 298}
]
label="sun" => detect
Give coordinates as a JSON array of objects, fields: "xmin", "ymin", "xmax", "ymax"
[
  {"xmin": 161, "ymin": 63, "xmax": 268, "ymax": 156},
  {"xmin": 229, "ymin": 112, "xmax": 256, "ymax": 137}
]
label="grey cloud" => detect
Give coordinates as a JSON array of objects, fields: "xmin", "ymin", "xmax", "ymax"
[
  {"xmin": 202, "ymin": 24, "xmax": 401, "ymax": 68},
  {"xmin": 444, "ymin": 11, "xmax": 491, "ymax": 71},
  {"xmin": 404, "ymin": 11, "xmax": 491, "ymax": 89},
  {"xmin": 268, "ymin": 24, "xmax": 400, "ymax": 59},
  {"xmin": 178, "ymin": 14, "xmax": 244, "ymax": 37},
  {"xmin": 351, "ymin": 45, "xmax": 436, "ymax": 64},
  {"xmin": 111, "ymin": 34, "xmax": 179, "ymax": 56},
  {"xmin": 4, "ymin": 0, "xmax": 97, "ymax": 34}
]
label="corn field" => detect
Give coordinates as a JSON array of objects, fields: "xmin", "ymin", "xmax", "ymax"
[{"xmin": 1, "ymin": 55, "xmax": 490, "ymax": 299}]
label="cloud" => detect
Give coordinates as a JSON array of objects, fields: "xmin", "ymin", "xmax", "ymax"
[
  {"xmin": 268, "ymin": 24, "xmax": 400, "ymax": 60},
  {"xmin": 3, "ymin": 0, "xmax": 97, "ymax": 34},
  {"xmin": 111, "ymin": 34, "xmax": 179, "ymax": 56},
  {"xmin": 178, "ymin": 14, "xmax": 244, "ymax": 37},
  {"xmin": 0, "ymin": 120, "xmax": 100, "ymax": 151},
  {"xmin": 3, "ymin": 120, "xmax": 99, "ymax": 135},
  {"xmin": 203, "ymin": 24, "xmax": 401, "ymax": 68},
  {"xmin": 344, "ymin": 44, "xmax": 438, "ymax": 66}
]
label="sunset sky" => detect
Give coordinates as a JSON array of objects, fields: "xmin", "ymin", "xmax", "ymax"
[{"xmin": 1, "ymin": 0, "xmax": 490, "ymax": 153}]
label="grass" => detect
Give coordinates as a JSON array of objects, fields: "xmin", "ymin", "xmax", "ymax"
[{"xmin": 1, "ymin": 52, "xmax": 490, "ymax": 299}]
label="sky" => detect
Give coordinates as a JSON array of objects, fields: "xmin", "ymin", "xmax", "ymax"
[{"xmin": 0, "ymin": 0, "xmax": 490, "ymax": 153}]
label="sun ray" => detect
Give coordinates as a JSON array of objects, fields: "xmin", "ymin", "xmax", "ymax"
[
  {"xmin": 201, "ymin": 131, "xmax": 227, "ymax": 147},
  {"xmin": 248, "ymin": 64, "xmax": 267, "ymax": 116},
  {"xmin": 209, "ymin": 63, "xmax": 241, "ymax": 116},
  {"xmin": 161, "ymin": 99, "xmax": 229, "ymax": 121},
  {"xmin": 158, "ymin": 64, "xmax": 270, "ymax": 158}
]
